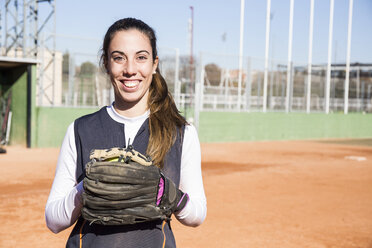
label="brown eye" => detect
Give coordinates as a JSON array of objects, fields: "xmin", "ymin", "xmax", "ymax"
[
  {"xmin": 113, "ymin": 56, "xmax": 125, "ymax": 62},
  {"xmin": 137, "ymin": 55, "xmax": 148, "ymax": 61}
]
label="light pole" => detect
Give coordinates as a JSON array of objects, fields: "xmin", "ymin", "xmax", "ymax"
[
  {"xmin": 263, "ymin": 0, "xmax": 271, "ymax": 112},
  {"xmin": 285, "ymin": 0, "xmax": 295, "ymax": 113},
  {"xmin": 306, "ymin": 0, "xmax": 314, "ymax": 113},
  {"xmin": 238, "ymin": 0, "xmax": 245, "ymax": 111},
  {"xmin": 325, "ymin": 0, "xmax": 334, "ymax": 114},
  {"xmin": 189, "ymin": 6, "xmax": 194, "ymax": 113},
  {"xmin": 344, "ymin": 0, "xmax": 353, "ymax": 114}
]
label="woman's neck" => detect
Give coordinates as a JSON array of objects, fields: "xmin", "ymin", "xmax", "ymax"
[{"xmin": 113, "ymin": 100, "xmax": 148, "ymax": 118}]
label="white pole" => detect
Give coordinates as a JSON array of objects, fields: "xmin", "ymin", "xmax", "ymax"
[
  {"xmin": 285, "ymin": 0, "xmax": 295, "ymax": 113},
  {"xmin": 246, "ymin": 57, "xmax": 252, "ymax": 112},
  {"xmin": 194, "ymin": 81, "xmax": 200, "ymax": 131},
  {"xmin": 325, "ymin": 0, "xmax": 334, "ymax": 114},
  {"xmin": 238, "ymin": 0, "xmax": 245, "ymax": 111},
  {"xmin": 68, "ymin": 52, "xmax": 75, "ymax": 106},
  {"xmin": 174, "ymin": 48, "xmax": 180, "ymax": 108},
  {"xmin": 344, "ymin": 0, "xmax": 353, "ymax": 114},
  {"xmin": 5, "ymin": 112, "xmax": 12, "ymax": 144},
  {"xmin": 199, "ymin": 52, "xmax": 205, "ymax": 111},
  {"xmin": 263, "ymin": 0, "xmax": 271, "ymax": 112},
  {"xmin": 189, "ymin": 7, "xmax": 194, "ymax": 115},
  {"xmin": 306, "ymin": 0, "xmax": 314, "ymax": 114}
]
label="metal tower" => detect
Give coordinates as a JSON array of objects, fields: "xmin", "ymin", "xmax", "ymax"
[{"xmin": 1, "ymin": 0, "xmax": 56, "ymax": 105}]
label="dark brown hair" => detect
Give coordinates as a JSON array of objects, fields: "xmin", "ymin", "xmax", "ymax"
[{"xmin": 100, "ymin": 18, "xmax": 187, "ymax": 167}]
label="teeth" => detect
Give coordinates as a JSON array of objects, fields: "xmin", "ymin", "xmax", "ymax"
[{"xmin": 123, "ymin": 80, "xmax": 139, "ymax": 88}]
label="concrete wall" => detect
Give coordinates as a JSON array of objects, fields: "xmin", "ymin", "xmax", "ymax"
[
  {"xmin": 30, "ymin": 108, "xmax": 372, "ymax": 147},
  {"xmin": 199, "ymin": 112, "xmax": 372, "ymax": 143},
  {"xmin": 32, "ymin": 106, "xmax": 98, "ymax": 147}
]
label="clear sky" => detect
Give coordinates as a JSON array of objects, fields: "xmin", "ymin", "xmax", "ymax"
[{"xmin": 46, "ymin": 0, "xmax": 371, "ymax": 65}]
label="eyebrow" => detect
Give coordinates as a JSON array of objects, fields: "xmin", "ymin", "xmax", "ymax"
[
  {"xmin": 110, "ymin": 50, "xmax": 150, "ymax": 56},
  {"xmin": 136, "ymin": 50, "xmax": 150, "ymax": 55},
  {"xmin": 111, "ymin": 50, "xmax": 125, "ymax": 56}
]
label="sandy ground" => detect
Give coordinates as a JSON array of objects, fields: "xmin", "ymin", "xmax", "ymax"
[{"xmin": 0, "ymin": 140, "xmax": 371, "ymax": 248}]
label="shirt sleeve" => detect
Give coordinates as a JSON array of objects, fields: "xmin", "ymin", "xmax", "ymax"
[
  {"xmin": 45, "ymin": 122, "xmax": 84, "ymax": 233},
  {"xmin": 174, "ymin": 124, "xmax": 207, "ymax": 227}
]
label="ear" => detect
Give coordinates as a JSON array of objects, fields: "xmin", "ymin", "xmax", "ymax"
[
  {"xmin": 103, "ymin": 57, "xmax": 109, "ymax": 73},
  {"xmin": 153, "ymin": 56, "xmax": 159, "ymax": 73}
]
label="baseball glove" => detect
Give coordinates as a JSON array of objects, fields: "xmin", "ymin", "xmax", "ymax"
[{"xmin": 81, "ymin": 146, "xmax": 188, "ymax": 226}]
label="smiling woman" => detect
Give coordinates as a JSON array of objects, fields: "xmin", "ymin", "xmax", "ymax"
[
  {"xmin": 45, "ymin": 18, "xmax": 207, "ymax": 248},
  {"xmin": 106, "ymin": 29, "xmax": 158, "ymax": 115}
]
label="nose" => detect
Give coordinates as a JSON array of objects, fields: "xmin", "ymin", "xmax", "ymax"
[{"xmin": 124, "ymin": 59, "xmax": 137, "ymax": 76}]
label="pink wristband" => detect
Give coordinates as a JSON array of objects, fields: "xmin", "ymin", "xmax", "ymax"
[{"xmin": 156, "ymin": 177, "xmax": 165, "ymax": 206}]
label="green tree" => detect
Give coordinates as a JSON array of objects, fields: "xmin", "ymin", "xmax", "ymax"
[
  {"xmin": 205, "ymin": 63, "xmax": 221, "ymax": 86},
  {"xmin": 79, "ymin": 61, "xmax": 97, "ymax": 76},
  {"xmin": 62, "ymin": 52, "xmax": 70, "ymax": 75}
]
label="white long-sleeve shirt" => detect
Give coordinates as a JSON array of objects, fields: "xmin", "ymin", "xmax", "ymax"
[{"xmin": 45, "ymin": 105, "xmax": 207, "ymax": 233}]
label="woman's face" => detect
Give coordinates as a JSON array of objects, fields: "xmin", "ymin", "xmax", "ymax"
[{"xmin": 106, "ymin": 29, "xmax": 158, "ymax": 110}]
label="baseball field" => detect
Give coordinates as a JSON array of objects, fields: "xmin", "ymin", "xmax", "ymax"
[{"xmin": 0, "ymin": 139, "xmax": 371, "ymax": 247}]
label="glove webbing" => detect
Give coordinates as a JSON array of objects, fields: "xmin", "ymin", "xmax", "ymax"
[{"xmin": 89, "ymin": 146, "xmax": 153, "ymax": 166}]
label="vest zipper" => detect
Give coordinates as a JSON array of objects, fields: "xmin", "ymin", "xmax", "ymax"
[
  {"xmin": 79, "ymin": 220, "xmax": 87, "ymax": 248},
  {"xmin": 161, "ymin": 220, "xmax": 167, "ymax": 248}
]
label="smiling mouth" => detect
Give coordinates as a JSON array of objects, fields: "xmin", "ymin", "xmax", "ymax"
[{"xmin": 120, "ymin": 80, "xmax": 140, "ymax": 88}]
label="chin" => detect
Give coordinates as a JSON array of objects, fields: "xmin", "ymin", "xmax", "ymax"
[{"xmin": 119, "ymin": 93, "xmax": 143, "ymax": 103}]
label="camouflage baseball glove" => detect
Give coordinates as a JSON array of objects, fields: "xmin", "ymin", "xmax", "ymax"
[{"xmin": 81, "ymin": 146, "xmax": 188, "ymax": 225}]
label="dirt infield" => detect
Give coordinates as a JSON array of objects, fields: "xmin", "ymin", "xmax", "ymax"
[{"xmin": 0, "ymin": 140, "xmax": 372, "ymax": 247}]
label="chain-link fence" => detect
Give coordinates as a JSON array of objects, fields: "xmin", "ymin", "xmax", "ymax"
[
  {"xmin": 198, "ymin": 52, "xmax": 372, "ymax": 113},
  {"xmin": 36, "ymin": 37, "xmax": 372, "ymax": 117},
  {"xmin": 36, "ymin": 34, "xmax": 184, "ymax": 109}
]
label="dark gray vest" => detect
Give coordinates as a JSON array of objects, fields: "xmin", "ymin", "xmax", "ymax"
[{"xmin": 66, "ymin": 107, "xmax": 184, "ymax": 248}]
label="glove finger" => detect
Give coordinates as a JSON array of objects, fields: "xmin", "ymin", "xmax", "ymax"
[
  {"xmin": 82, "ymin": 205, "xmax": 166, "ymax": 225},
  {"xmin": 85, "ymin": 161, "xmax": 160, "ymax": 184},
  {"xmin": 84, "ymin": 178, "xmax": 158, "ymax": 201},
  {"xmin": 83, "ymin": 192, "xmax": 155, "ymax": 210}
]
